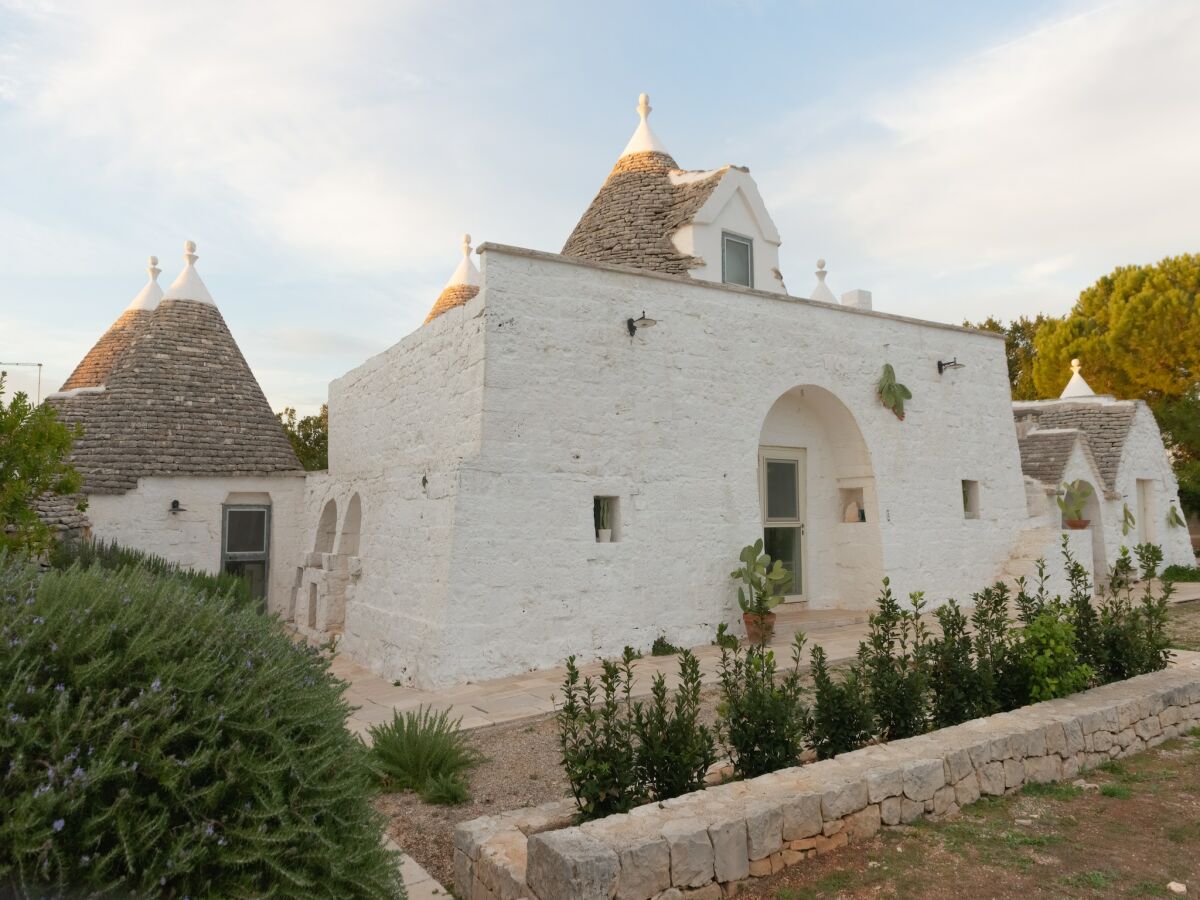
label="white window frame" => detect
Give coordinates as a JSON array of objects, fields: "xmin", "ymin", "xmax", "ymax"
[{"xmin": 722, "ymin": 231, "xmax": 754, "ymax": 288}]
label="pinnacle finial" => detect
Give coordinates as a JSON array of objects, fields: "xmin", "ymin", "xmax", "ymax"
[
  {"xmin": 148, "ymin": 256, "xmax": 160, "ymax": 280},
  {"xmin": 184, "ymin": 240, "xmax": 198, "ymax": 267},
  {"xmin": 637, "ymin": 93, "xmax": 651, "ymax": 123},
  {"xmin": 816, "ymin": 259, "xmax": 827, "ymax": 281},
  {"xmin": 1071, "ymin": 358, "xmax": 1081, "ymax": 375},
  {"xmin": 462, "ymin": 233, "xmax": 472, "ymax": 258}
]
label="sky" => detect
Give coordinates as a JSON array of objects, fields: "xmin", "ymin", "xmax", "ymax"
[{"xmin": 1, "ymin": 0, "xmax": 1197, "ymax": 414}]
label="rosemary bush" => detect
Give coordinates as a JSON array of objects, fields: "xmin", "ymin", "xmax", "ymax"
[{"xmin": 0, "ymin": 556, "xmax": 400, "ymax": 898}]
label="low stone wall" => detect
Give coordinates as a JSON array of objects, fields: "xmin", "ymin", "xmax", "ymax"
[{"xmin": 455, "ymin": 656, "xmax": 1200, "ymax": 900}]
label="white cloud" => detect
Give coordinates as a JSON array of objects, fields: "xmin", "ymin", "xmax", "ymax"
[{"xmin": 775, "ymin": 0, "xmax": 1200, "ymax": 316}]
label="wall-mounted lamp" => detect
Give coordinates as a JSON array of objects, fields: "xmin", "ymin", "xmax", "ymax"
[
  {"xmin": 626, "ymin": 311, "xmax": 657, "ymax": 337},
  {"xmin": 169, "ymin": 499, "xmax": 186, "ymax": 514},
  {"xmin": 937, "ymin": 358, "xmax": 965, "ymax": 375}
]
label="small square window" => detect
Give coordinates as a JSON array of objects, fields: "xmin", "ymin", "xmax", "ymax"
[
  {"xmin": 594, "ymin": 496, "xmax": 620, "ymax": 542},
  {"xmin": 962, "ymin": 480, "xmax": 980, "ymax": 519},
  {"xmin": 722, "ymin": 233, "xmax": 753, "ymax": 287}
]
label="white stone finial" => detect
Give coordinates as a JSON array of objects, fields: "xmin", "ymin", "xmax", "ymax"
[
  {"xmin": 810, "ymin": 257, "xmax": 837, "ymax": 304},
  {"xmin": 620, "ymin": 91, "xmax": 670, "ymax": 158},
  {"xmin": 1060, "ymin": 357, "xmax": 1096, "ymax": 399},
  {"xmin": 445, "ymin": 232, "xmax": 481, "ymax": 289},
  {"xmin": 127, "ymin": 253, "xmax": 165, "ymax": 311},
  {"xmin": 163, "ymin": 239, "xmax": 215, "ymax": 305}
]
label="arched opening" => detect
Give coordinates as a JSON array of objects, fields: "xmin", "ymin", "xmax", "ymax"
[
  {"xmin": 1062, "ymin": 479, "xmax": 1107, "ymax": 585},
  {"xmin": 314, "ymin": 499, "xmax": 337, "ymax": 554},
  {"xmin": 337, "ymin": 493, "xmax": 362, "ymax": 556},
  {"xmin": 758, "ymin": 385, "xmax": 883, "ymax": 609}
]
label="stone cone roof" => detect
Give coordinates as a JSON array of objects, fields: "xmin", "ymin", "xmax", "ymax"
[
  {"xmin": 562, "ymin": 150, "xmax": 725, "ymax": 276},
  {"xmin": 52, "ymin": 248, "xmax": 300, "ymax": 494},
  {"xmin": 61, "ymin": 308, "xmax": 151, "ymax": 391},
  {"xmin": 1013, "ymin": 402, "xmax": 1136, "ymax": 497},
  {"xmin": 425, "ymin": 234, "xmax": 482, "ymax": 324}
]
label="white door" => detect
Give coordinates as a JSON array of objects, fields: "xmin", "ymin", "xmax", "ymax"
[{"xmin": 759, "ymin": 447, "xmax": 807, "ymax": 602}]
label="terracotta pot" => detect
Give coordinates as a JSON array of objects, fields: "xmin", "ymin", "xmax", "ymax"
[
  {"xmin": 743, "ymin": 611, "xmax": 777, "ymax": 644},
  {"xmin": 596, "ymin": 528, "xmax": 612, "ymax": 543},
  {"xmin": 1065, "ymin": 519, "xmax": 1090, "ymax": 530}
]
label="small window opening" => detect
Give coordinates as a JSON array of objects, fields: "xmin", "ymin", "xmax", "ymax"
[
  {"xmin": 594, "ymin": 496, "xmax": 620, "ymax": 542},
  {"xmin": 839, "ymin": 487, "xmax": 866, "ymax": 523},
  {"xmin": 962, "ymin": 480, "xmax": 980, "ymax": 519},
  {"xmin": 722, "ymin": 232, "xmax": 753, "ymax": 287}
]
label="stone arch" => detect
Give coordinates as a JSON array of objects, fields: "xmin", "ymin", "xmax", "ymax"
[
  {"xmin": 314, "ymin": 499, "xmax": 337, "ymax": 554},
  {"xmin": 1063, "ymin": 478, "xmax": 1107, "ymax": 583},
  {"xmin": 758, "ymin": 384, "xmax": 884, "ymax": 609},
  {"xmin": 337, "ymin": 493, "xmax": 361, "ymax": 556}
]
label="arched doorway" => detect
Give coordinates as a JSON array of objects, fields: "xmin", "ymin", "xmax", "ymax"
[
  {"xmin": 1061, "ymin": 478, "xmax": 1107, "ymax": 585},
  {"xmin": 337, "ymin": 494, "xmax": 362, "ymax": 556},
  {"xmin": 759, "ymin": 385, "xmax": 884, "ymax": 608},
  {"xmin": 314, "ymin": 499, "xmax": 337, "ymax": 554}
]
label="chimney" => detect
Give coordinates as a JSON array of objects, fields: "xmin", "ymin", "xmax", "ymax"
[{"xmin": 841, "ymin": 289, "xmax": 872, "ymax": 311}]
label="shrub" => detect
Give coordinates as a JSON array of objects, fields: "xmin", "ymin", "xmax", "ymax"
[
  {"xmin": 856, "ymin": 580, "xmax": 930, "ymax": 741},
  {"xmin": 717, "ymin": 633, "xmax": 809, "ymax": 778},
  {"xmin": 557, "ymin": 650, "xmax": 642, "ymax": 819},
  {"xmin": 419, "ymin": 773, "xmax": 470, "ymax": 806},
  {"xmin": 650, "ymin": 635, "xmax": 683, "ymax": 656},
  {"xmin": 927, "ymin": 600, "xmax": 982, "ymax": 728},
  {"xmin": 806, "ymin": 645, "xmax": 872, "ymax": 760},
  {"xmin": 633, "ymin": 650, "xmax": 715, "ymax": 800},
  {"xmin": 1164, "ymin": 565, "xmax": 1200, "ymax": 582},
  {"xmin": 0, "ymin": 556, "xmax": 400, "ymax": 898},
  {"xmin": 1014, "ymin": 610, "xmax": 1093, "ymax": 703},
  {"xmin": 368, "ymin": 705, "xmax": 482, "ymax": 804},
  {"xmin": 971, "ymin": 582, "xmax": 1019, "ymax": 714},
  {"xmin": 1095, "ymin": 545, "xmax": 1173, "ymax": 681},
  {"xmin": 713, "ymin": 623, "xmax": 739, "ymax": 651},
  {"xmin": 50, "ymin": 537, "xmax": 253, "ymax": 609}
]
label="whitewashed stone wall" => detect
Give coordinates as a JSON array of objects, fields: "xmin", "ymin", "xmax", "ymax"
[
  {"xmin": 455, "ymin": 657, "xmax": 1200, "ymax": 900},
  {"xmin": 84, "ymin": 473, "xmax": 307, "ymax": 611}
]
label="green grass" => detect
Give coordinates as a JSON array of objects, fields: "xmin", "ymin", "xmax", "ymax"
[
  {"xmin": 1064, "ymin": 870, "xmax": 1116, "ymax": 889},
  {"xmin": 1166, "ymin": 820, "xmax": 1200, "ymax": 844},
  {"xmin": 1100, "ymin": 784, "xmax": 1133, "ymax": 799},
  {"xmin": 419, "ymin": 772, "xmax": 471, "ymax": 805},
  {"xmin": 1022, "ymin": 781, "xmax": 1083, "ymax": 801}
]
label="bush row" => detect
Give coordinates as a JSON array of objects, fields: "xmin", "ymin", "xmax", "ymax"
[{"xmin": 556, "ymin": 540, "xmax": 1175, "ymax": 820}]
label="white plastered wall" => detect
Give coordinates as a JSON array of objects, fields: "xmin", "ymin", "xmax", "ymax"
[
  {"xmin": 383, "ymin": 246, "xmax": 1034, "ymax": 687},
  {"xmin": 84, "ymin": 472, "xmax": 307, "ymax": 610}
]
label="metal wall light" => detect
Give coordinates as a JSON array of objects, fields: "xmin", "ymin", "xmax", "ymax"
[
  {"xmin": 937, "ymin": 358, "xmax": 965, "ymax": 374},
  {"xmin": 170, "ymin": 499, "xmax": 186, "ymax": 514},
  {"xmin": 626, "ymin": 311, "xmax": 657, "ymax": 337}
]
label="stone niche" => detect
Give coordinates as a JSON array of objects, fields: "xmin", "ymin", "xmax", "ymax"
[{"xmin": 290, "ymin": 494, "xmax": 361, "ymax": 640}]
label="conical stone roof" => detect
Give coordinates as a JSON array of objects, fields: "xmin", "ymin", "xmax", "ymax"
[
  {"xmin": 425, "ymin": 234, "xmax": 481, "ymax": 324},
  {"xmin": 52, "ymin": 243, "xmax": 301, "ymax": 493},
  {"xmin": 562, "ymin": 94, "xmax": 725, "ymax": 276},
  {"xmin": 61, "ymin": 257, "xmax": 163, "ymax": 391}
]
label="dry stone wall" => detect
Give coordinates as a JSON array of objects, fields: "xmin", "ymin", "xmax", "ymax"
[{"xmin": 455, "ymin": 656, "xmax": 1200, "ymax": 900}]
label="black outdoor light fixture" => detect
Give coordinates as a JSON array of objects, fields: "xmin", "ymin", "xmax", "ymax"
[
  {"xmin": 626, "ymin": 311, "xmax": 657, "ymax": 337},
  {"xmin": 937, "ymin": 357, "xmax": 965, "ymax": 375},
  {"xmin": 169, "ymin": 499, "xmax": 186, "ymax": 514}
]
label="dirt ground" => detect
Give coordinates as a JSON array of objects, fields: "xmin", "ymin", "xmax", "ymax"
[
  {"xmin": 380, "ymin": 599, "xmax": 1200, "ymax": 892},
  {"xmin": 740, "ymin": 729, "xmax": 1200, "ymax": 899}
]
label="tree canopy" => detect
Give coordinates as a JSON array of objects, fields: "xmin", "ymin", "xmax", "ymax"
[
  {"xmin": 0, "ymin": 374, "xmax": 84, "ymax": 553},
  {"xmin": 963, "ymin": 314, "xmax": 1050, "ymax": 401},
  {"xmin": 277, "ymin": 404, "xmax": 329, "ymax": 471}
]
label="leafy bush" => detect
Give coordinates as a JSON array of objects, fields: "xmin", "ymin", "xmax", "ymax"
[
  {"xmin": 650, "ymin": 635, "xmax": 683, "ymax": 656},
  {"xmin": 0, "ymin": 555, "xmax": 400, "ymax": 898},
  {"xmin": 50, "ymin": 537, "xmax": 252, "ymax": 609},
  {"xmin": 806, "ymin": 645, "xmax": 872, "ymax": 760},
  {"xmin": 1164, "ymin": 564, "xmax": 1200, "ymax": 582},
  {"xmin": 1014, "ymin": 611, "xmax": 1093, "ymax": 703},
  {"xmin": 419, "ymin": 773, "xmax": 470, "ymax": 806},
  {"xmin": 717, "ymin": 633, "xmax": 809, "ymax": 778},
  {"xmin": 857, "ymin": 580, "xmax": 930, "ymax": 741},
  {"xmin": 633, "ymin": 650, "xmax": 715, "ymax": 800},
  {"xmin": 969, "ymin": 582, "xmax": 1017, "ymax": 715},
  {"xmin": 713, "ymin": 623, "xmax": 739, "ymax": 651},
  {"xmin": 557, "ymin": 650, "xmax": 643, "ymax": 819},
  {"xmin": 368, "ymin": 705, "xmax": 481, "ymax": 805},
  {"xmin": 1094, "ymin": 545, "xmax": 1173, "ymax": 681},
  {"xmin": 927, "ymin": 600, "xmax": 982, "ymax": 728}
]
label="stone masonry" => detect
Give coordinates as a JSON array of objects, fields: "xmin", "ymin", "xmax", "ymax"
[{"xmin": 455, "ymin": 655, "xmax": 1200, "ymax": 899}]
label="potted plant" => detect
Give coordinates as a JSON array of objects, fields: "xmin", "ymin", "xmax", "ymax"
[
  {"xmin": 596, "ymin": 498, "xmax": 612, "ymax": 543},
  {"xmin": 1056, "ymin": 480, "xmax": 1093, "ymax": 529},
  {"xmin": 730, "ymin": 539, "xmax": 791, "ymax": 644}
]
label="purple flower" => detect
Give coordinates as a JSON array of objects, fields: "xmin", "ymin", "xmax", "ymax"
[
  {"xmin": 55, "ymin": 684, "xmax": 65, "ymax": 693},
  {"xmin": 32, "ymin": 616, "xmax": 44, "ymax": 625},
  {"xmin": 71, "ymin": 767, "xmax": 85, "ymax": 781},
  {"xmin": 52, "ymin": 819, "xmax": 64, "ymax": 832},
  {"xmin": 50, "ymin": 642, "xmax": 58, "ymax": 653},
  {"xmin": 151, "ymin": 678, "xmax": 162, "ymax": 693}
]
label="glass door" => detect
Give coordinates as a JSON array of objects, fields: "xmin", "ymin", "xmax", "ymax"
[
  {"xmin": 222, "ymin": 504, "xmax": 271, "ymax": 606},
  {"xmin": 759, "ymin": 447, "xmax": 806, "ymax": 601}
]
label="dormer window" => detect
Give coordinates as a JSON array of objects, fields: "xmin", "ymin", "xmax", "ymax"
[{"xmin": 722, "ymin": 232, "xmax": 753, "ymax": 288}]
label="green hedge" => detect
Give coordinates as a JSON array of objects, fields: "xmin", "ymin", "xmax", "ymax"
[
  {"xmin": 0, "ymin": 556, "xmax": 402, "ymax": 898},
  {"xmin": 49, "ymin": 537, "xmax": 254, "ymax": 608}
]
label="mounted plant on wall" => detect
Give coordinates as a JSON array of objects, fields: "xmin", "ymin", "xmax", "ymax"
[
  {"xmin": 876, "ymin": 363, "xmax": 913, "ymax": 421},
  {"xmin": 1122, "ymin": 503, "xmax": 1136, "ymax": 536},
  {"xmin": 1167, "ymin": 504, "xmax": 1186, "ymax": 529}
]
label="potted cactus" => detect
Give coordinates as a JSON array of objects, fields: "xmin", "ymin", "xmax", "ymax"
[
  {"xmin": 596, "ymin": 498, "xmax": 613, "ymax": 543},
  {"xmin": 731, "ymin": 539, "xmax": 791, "ymax": 644},
  {"xmin": 1057, "ymin": 480, "xmax": 1093, "ymax": 529}
]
